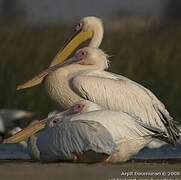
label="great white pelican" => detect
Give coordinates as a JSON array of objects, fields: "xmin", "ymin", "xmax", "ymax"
[
  {"xmin": 26, "ymin": 101, "xmax": 170, "ymax": 163},
  {"xmin": 4, "ymin": 47, "xmax": 180, "ymax": 145}
]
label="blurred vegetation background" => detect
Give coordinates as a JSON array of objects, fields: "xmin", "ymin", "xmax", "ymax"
[{"xmin": 0, "ymin": 0, "xmax": 181, "ymax": 122}]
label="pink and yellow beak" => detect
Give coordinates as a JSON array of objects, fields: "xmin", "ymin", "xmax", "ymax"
[
  {"xmin": 3, "ymin": 119, "xmax": 47, "ymax": 144},
  {"xmin": 17, "ymin": 30, "xmax": 93, "ymax": 90}
]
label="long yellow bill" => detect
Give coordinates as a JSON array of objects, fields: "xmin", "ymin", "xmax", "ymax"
[
  {"xmin": 17, "ymin": 30, "xmax": 93, "ymax": 90},
  {"xmin": 3, "ymin": 119, "xmax": 47, "ymax": 144}
]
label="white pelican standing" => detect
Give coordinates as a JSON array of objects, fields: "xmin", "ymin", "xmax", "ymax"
[
  {"xmin": 27, "ymin": 101, "xmax": 170, "ymax": 163},
  {"xmin": 8, "ymin": 17, "xmax": 179, "ymax": 144}
]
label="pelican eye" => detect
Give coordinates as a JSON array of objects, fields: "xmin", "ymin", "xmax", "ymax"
[
  {"xmin": 72, "ymin": 104, "xmax": 84, "ymax": 113},
  {"xmin": 74, "ymin": 22, "xmax": 83, "ymax": 32},
  {"xmin": 76, "ymin": 104, "xmax": 82, "ymax": 109},
  {"xmin": 52, "ymin": 118, "xmax": 59, "ymax": 125},
  {"xmin": 76, "ymin": 50, "xmax": 87, "ymax": 61}
]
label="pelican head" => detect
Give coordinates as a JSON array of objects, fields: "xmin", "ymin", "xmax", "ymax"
[
  {"xmin": 75, "ymin": 47, "xmax": 109, "ymax": 69},
  {"xmin": 2, "ymin": 100, "xmax": 102, "ymax": 144},
  {"xmin": 44, "ymin": 47, "xmax": 109, "ymax": 74},
  {"xmin": 17, "ymin": 16, "xmax": 104, "ymax": 90},
  {"xmin": 47, "ymin": 100, "xmax": 102, "ymax": 128},
  {"xmin": 79, "ymin": 16, "xmax": 104, "ymax": 48},
  {"xmin": 30, "ymin": 47, "xmax": 109, "ymax": 80},
  {"xmin": 50, "ymin": 16, "xmax": 104, "ymax": 66}
]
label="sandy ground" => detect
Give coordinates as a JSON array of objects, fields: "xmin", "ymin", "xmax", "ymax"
[{"xmin": 0, "ymin": 161, "xmax": 180, "ymax": 180}]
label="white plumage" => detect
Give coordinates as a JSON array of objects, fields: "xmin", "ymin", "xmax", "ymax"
[
  {"xmin": 14, "ymin": 16, "xmax": 179, "ymax": 144},
  {"xmin": 45, "ymin": 47, "xmax": 180, "ymax": 144},
  {"xmin": 28, "ymin": 101, "xmax": 168, "ymax": 162},
  {"xmin": 5, "ymin": 16, "xmax": 179, "ymax": 159}
]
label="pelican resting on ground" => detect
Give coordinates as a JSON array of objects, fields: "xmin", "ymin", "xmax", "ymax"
[
  {"xmin": 27, "ymin": 101, "xmax": 170, "ymax": 163},
  {"xmin": 13, "ymin": 16, "xmax": 180, "ymax": 145},
  {"xmin": 45, "ymin": 47, "xmax": 180, "ymax": 143},
  {"xmin": 46, "ymin": 47, "xmax": 180, "ymax": 143},
  {"xmin": 4, "ymin": 47, "xmax": 180, "ymax": 145}
]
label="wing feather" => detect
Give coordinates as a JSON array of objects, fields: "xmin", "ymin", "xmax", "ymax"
[
  {"xmin": 37, "ymin": 119, "xmax": 117, "ymax": 161},
  {"xmin": 71, "ymin": 71, "xmax": 180, "ymax": 142}
]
